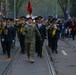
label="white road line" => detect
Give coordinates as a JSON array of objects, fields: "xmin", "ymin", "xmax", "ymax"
[{"xmin": 61, "ymin": 50, "xmax": 68, "ymax": 56}]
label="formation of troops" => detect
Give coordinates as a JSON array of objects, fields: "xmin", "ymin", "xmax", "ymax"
[{"xmin": 0, "ymin": 15, "xmax": 76, "ymax": 63}]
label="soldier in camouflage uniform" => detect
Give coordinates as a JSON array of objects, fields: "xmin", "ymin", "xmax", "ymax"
[{"xmin": 22, "ymin": 17, "xmax": 42, "ymax": 63}]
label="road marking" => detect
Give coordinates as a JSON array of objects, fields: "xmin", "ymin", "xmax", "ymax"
[
  {"xmin": 62, "ymin": 50, "xmax": 67, "ymax": 55},
  {"xmin": 70, "ymin": 46, "xmax": 73, "ymax": 48}
]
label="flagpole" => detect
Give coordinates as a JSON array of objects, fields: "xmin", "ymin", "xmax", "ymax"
[{"xmin": 6, "ymin": 0, "xmax": 8, "ymax": 18}]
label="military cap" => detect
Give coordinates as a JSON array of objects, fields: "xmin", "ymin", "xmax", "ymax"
[
  {"xmin": 10, "ymin": 18, "xmax": 14, "ymax": 21},
  {"xmin": 48, "ymin": 16, "xmax": 53, "ymax": 19},
  {"xmin": 37, "ymin": 16, "xmax": 42, "ymax": 20},
  {"xmin": 6, "ymin": 18, "xmax": 13, "ymax": 22},
  {"xmin": 51, "ymin": 18, "xmax": 57, "ymax": 23},
  {"xmin": 6, "ymin": 18, "xmax": 10, "ymax": 22},
  {"xmin": 2, "ymin": 18, "xmax": 6, "ymax": 21},
  {"xmin": 34, "ymin": 17, "xmax": 38, "ymax": 20},
  {"xmin": 20, "ymin": 16, "xmax": 26, "ymax": 19}
]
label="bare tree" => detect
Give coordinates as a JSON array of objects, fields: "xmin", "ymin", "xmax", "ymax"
[
  {"xmin": 57, "ymin": 0, "xmax": 68, "ymax": 19},
  {"xmin": 73, "ymin": 2, "xmax": 76, "ymax": 9}
]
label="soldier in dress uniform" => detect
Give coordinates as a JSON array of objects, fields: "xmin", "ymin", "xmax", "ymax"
[
  {"xmin": 17, "ymin": 16, "xmax": 26, "ymax": 54},
  {"xmin": 10, "ymin": 19, "xmax": 16, "ymax": 49},
  {"xmin": 2, "ymin": 18, "xmax": 16, "ymax": 58},
  {"xmin": 51, "ymin": 19, "xmax": 60, "ymax": 54},
  {"xmin": 0, "ymin": 18, "xmax": 6, "ymax": 54},
  {"xmin": 22, "ymin": 17, "xmax": 42, "ymax": 63},
  {"xmin": 47, "ymin": 23, "xmax": 53, "ymax": 48},
  {"xmin": 36, "ymin": 16, "xmax": 46, "ymax": 58},
  {"xmin": 47, "ymin": 18, "xmax": 53, "ymax": 48}
]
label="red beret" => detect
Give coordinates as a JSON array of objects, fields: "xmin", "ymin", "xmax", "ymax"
[{"xmin": 27, "ymin": 17, "xmax": 32, "ymax": 20}]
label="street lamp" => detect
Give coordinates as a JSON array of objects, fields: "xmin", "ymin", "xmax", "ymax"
[
  {"xmin": 14, "ymin": 0, "xmax": 16, "ymax": 20},
  {"xmin": 6, "ymin": 0, "xmax": 8, "ymax": 18},
  {"xmin": 45, "ymin": 0, "xmax": 47, "ymax": 19}
]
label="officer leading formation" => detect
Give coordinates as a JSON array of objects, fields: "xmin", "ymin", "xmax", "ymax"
[{"xmin": 21, "ymin": 17, "xmax": 42, "ymax": 63}]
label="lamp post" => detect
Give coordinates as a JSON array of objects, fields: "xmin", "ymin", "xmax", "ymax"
[
  {"xmin": 45, "ymin": 0, "xmax": 47, "ymax": 19},
  {"xmin": 6, "ymin": 0, "xmax": 8, "ymax": 18},
  {"xmin": 14, "ymin": 0, "xmax": 16, "ymax": 20}
]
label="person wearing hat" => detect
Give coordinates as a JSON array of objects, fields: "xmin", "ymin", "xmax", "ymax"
[
  {"xmin": 22, "ymin": 17, "xmax": 42, "ymax": 63},
  {"xmin": 1, "ymin": 18, "xmax": 16, "ymax": 58},
  {"xmin": 10, "ymin": 19, "xmax": 16, "ymax": 49},
  {"xmin": 35, "ymin": 16, "xmax": 46, "ymax": 58},
  {"xmin": 17, "ymin": 16, "xmax": 26, "ymax": 54},
  {"xmin": 0, "ymin": 18, "xmax": 7, "ymax": 54},
  {"xmin": 50, "ymin": 18, "xmax": 60, "ymax": 54}
]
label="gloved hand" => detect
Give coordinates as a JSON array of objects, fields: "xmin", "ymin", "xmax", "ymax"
[
  {"xmin": 2, "ymin": 39, "xmax": 4, "ymax": 42},
  {"xmin": 13, "ymin": 40, "xmax": 15, "ymax": 42}
]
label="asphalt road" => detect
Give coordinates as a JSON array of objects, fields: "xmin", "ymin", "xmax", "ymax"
[
  {"xmin": 51, "ymin": 38, "xmax": 76, "ymax": 75},
  {"xmin": 7, "ymin": 53, "xmax": 51, "ymax": 75},
  {"xmin": 0, "ymin": 38, "xmax": 20, "ymax": 75},
  {"xmin": 1, "ymin": 37, "xmax": 76, "ymax": 75}
]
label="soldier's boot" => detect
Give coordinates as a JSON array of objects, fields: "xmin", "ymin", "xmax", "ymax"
[
  {"xmin": 55, "ymin": 50, "xmax": 58, "ymax": 54},
  {"xmin": 7, "ymin": 52, "xmax": 11, "ymax": 58},
  {"xmin": 30, "ymin": 57, "xmax": 34, "ymax": 63}
]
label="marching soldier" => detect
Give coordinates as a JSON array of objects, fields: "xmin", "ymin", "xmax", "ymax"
[
  {"xmin": 2, "ymin": 18, "xmax": 16, "ymax": 58},
  {"xmin": 47, "ymin": 23, "xmax": 53, "ymax": 48},
  {"xmin": 36, "ymin": 16, "xmax": 46, "ymax": 58},
  {"xmin": 47, "ymin": 18, "xmax": 53, "ymax": 48},
  {"xmin": 51, "ymin": 19, "xmax": 60, "ymax": 54},
  {"xmin": 17, "ymin": 16, "xmax": 26, "ymax": 54},
  {"xmin": 10, "ymin": 19, "xmax": 16, "ymax": 48},
  {"xmin": 0, "ymin": 18, "xmax": 6, "ymax": 54},
  {"xmin": 22, "ymin": 17, "xmax": 42, "ymax": 63}
]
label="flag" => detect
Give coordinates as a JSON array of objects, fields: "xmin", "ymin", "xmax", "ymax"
[{"xmin": 27, "ymin": 0, "xmax": 32, "ymax": 14}]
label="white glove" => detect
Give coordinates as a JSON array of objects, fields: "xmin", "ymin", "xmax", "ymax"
[
  {"xmin": 2, "ymin": 39, "xmax": 4, "ymax": 42},
  {"xmin": 13, "ymin": 40, "xmax": 15, "ymax": 42}
]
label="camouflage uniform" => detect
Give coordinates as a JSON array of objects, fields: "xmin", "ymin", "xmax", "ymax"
[{"xmin": 22, "ymin": 23, "xmax": 42, "ymax": 60}]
